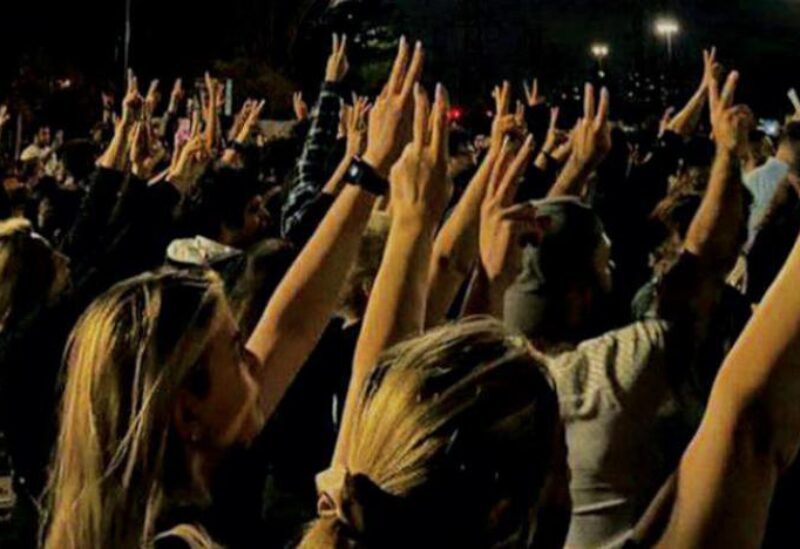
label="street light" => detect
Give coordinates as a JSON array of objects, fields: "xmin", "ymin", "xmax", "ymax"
[
  {"xmin": 591, "ymin": 43, "xmax": 609, "ymax": 71},
  {"xmin": 655, "ymin": 17, "xmax": 680, "ymax": 62}
]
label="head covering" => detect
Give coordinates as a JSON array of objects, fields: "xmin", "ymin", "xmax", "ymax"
[
  {"xmin": 504, "ymin": 197, "xmax": 607, "ymax": 341},
  {"xmin": 166, "ymin": 236, "xmax": 243, "ymax": 268}
]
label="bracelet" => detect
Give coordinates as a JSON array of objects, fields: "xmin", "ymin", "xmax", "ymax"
[{"xmin": 344, "ymin": 157, "xmax": 388, "ymax": 196}]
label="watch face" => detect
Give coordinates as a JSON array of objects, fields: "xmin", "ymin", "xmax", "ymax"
[{"xmin": 348, "ymin": 162, "xmax": 361, "ymax": 180}]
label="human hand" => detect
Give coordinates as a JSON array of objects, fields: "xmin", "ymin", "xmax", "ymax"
[
  {"xmin": 168, "ymin": 78, "xmax": 184, "ymax": 113},
  {"xmin": 490, "ymin": 81, "xmax": 521, "ymax": 155},
  {"xmin": 130, "ymin": 121, "xmax": 166, "ymax": 179},
  {"xmin": 541, "ymin": 107, "xmax": 561, "ymax": 154},
  {"xmin": 389, "ymin": 83, "xmax": 452, "ymax": 227},
  {"xmin": 568, "ymin": 83, "xmax": 611, "ymax": 170},
  {"xmin": 344, "ymin": 94, "xmax": 371, "ymax": 157},
  {"xmin": 144, "ymin": 79, "xmax": 161, "ymax": 118},
  {"xmin": 293, "ymin": 92, "xmax": 309, "ymax": 121},
  {"xmin": 701, "ymin": 47, "xmax": 720, "ymax": 91},
  {"xmin": 167, "ymin": 133, "xmax": 210, "ymax": 193},
  {"xmin": 235, "ymin": 99, "xmax": 266, "ymax": 144},
  {"xmin": 710, "ymin": 71, "xmax": 753, "ymax": 155},
  {"xmin": 362, "ymin": 37, "xmax": 424, "ymax": 178},
  {"xmin": 480, "ymin": 135, "xmax": 542, "ymax": 287},
  {"xmin": 325, "ymin": 33, "xmax": 349, "ymax": 83},
  {"xmin": 0, "ymin": 105, "xmax": 10, "ymax": 129},
  {"xmin": 121, "ymin": 69, "xmax": 144, "ymax": 126},
  {"xmin": 524, "ymin": 77, "xmax": 546, "ymax": 108}
]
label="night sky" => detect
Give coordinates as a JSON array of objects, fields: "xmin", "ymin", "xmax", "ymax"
[{"xmin": 3, "ymin": 1, "xmax": 800, "ymax": 116}]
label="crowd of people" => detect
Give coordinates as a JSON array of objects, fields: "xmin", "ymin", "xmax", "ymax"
[{"xmin": 1, "ymin": 32, "xmax": 800, "ymax": 548}]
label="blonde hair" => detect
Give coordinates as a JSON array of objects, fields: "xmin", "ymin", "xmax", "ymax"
[
  {"xmin": 301, "ymin": 317, "xmax": 559, "ymax": 548},
  {"xmin": 0, "ymin": 218, "xmax": 62, "ymax": 329},
  {"xmin": 43, "ymin": 268, "xmax": 225, "ymax": 549}
]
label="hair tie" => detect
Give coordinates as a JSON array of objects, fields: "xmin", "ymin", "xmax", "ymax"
[{"xmin": 315, "ymin": 465, "xmax": 367, "ymax": 533}]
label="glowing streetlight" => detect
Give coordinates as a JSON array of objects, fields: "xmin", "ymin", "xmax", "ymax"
[
  {"xmin": 655, "ymin": 18, "xmax": 680, "ymax": 62},
  {"xmin": 591, "ymin": 43, "xmax": 610, "ymax": 71}
]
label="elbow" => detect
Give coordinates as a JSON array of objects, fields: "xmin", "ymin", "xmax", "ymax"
[{"xmin": 728, "ymin": 395, "xmax": 800, "ymax": 476}]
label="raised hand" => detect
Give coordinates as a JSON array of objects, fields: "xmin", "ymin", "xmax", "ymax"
[
  {"xmin": 130, "ymin": 121, "xmax": 166, "ymax": 179},
  {"xmin": 325, "ymin": 33, "xmax": 349, "ymax": 83},
  {"xmin": 542, "ymin": 107, "xmax": 561, "ymax": 154},
  {"xmin": 0, "ymin": 105, "xmax": 9, "ymax": 129},
  {"xmin": 571, "ymin": 83, "xmax": 612, "ymax": 170},
  {"xmin": 167, "ymin": 133, "xmax": 210, "ymax": 193},
  {"xmin": 362, "ymin": 37, "xmax": 425, "ymax": 178},
  {"xmin": 480, "ymin": 135, "xmax": 539, "ymax": 287},
  {"xmin": 490, "ymin": 81, "xmax": 520, "ymax": 154},
  {"xmin": 293, "ymin": 91, "xmax": 309, "ymax": 121},
  {"xmin": 702, "ymin": 47, "xmax": 720, "ymax": 91},
  {"xmin": 389, "ymin": 83, "xmax": 452, "ymax": 226},
  {"xmin": 202, "ymin": 72, "xmax": 222, "ymax": 152},
  {"xmin": 524, "ymin": 77, "xmax": 546, "ymax": 108},
  {"xmin": 144, "ymin": 79, "xmax": 161, "ymax": 118},
  {"xmin": 344, "ymin": 94, "xmax": 371, "ymax": 157},
  {"xmin": 709, "ymin": 71, "xmax": 753, "ymax": 155},
  {"xmin": 235, "ymin": 99, "xmax": 266, "ymax": 144},
  {"xmin": 168, "ymin": 78, "xmax": 184, "ymax": 113},
  {"xmin": 121, "ymin": 69, "xmax": 144, "ymax": 126},
  {"xmin": 548, "ymin": 84, "xmax": 610, "ymax": 197}
]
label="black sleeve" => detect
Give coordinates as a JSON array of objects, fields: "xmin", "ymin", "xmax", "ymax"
[{"xmin": 62, "ymin": 168, "xmax": 126, "ymax": 260}]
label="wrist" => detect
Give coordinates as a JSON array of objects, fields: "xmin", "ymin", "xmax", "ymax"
[
  {"xmin": 392, "ymin": 208, "xmax": 439, "ymax": 236},
  {"xmin": 361, "ymin": 151, "xmax": 392, "ymax": 180}
]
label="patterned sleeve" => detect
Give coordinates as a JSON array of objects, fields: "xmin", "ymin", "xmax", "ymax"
[
  {"xmin": 280, "ymin": 82, "xmax": 343, "ymax": 239},
  {"xmin": 547, "ymin": 320, "xmax": 674, "ymax": 413}
]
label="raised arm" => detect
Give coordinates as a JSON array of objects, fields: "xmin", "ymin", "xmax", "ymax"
[
  {"xmin": 664, "ymin": 48, "xmax": 717, "ymax": 138},
  {"xmin": 548, "ymin": 84, "xmax": 611, "ymax": 198},
  {"xmin": 656, "ymin": 177, "xmax": 800, "ymax": 549},
  {"xmin": 683, "ymin": 72, "xmax": 747, "ymax": 262},
  {"xmin": 460, "ymin": 136, "xmax": 539, "ymax": 318},
  {"xmin": 246, "ymin": 39, "xmax": 424, "ymax": 422},
  {"xmin": 424, "ymin": 81, "xmax": 517, "ymax": 326},
  {"xmin": 281, "ymin": 34, "xmax": 349, "ymax": 240},
  {"xmin": 335, "ymin": 82, "xmax": 451, "ymax": 464}
]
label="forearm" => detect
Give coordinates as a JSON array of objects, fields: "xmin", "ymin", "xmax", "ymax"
[
  {"xmin": 547, "ymin": 156, "xmax": 592, "ymax": 198},
  {"xmin": 281, "ymin": 83, "xmax": 342, "ymax": 236},
  {"xmin": 426, "ymin": 152, "xmax": 496, "ymax": 325},
  {"xmin": 96, "ymin": 120, "xmax": 133, "ymax": 171},
  {"xmin": 668, "ymin": 87, "xmax": 708, "ymax": 138},
  {"xmin": 658, "ymin": 229, "xmax": 800, "ymax": 549},
  {"xmin": 321, "ymin": 150, "xmax": 353, "ymax": 196},
  {"xmin": 684, "ymin": 148, "xmax": 743, "ymax": 266},
  {"xmin": 247, "ymin": 184, "xmax": 376, "ymax": 420},
  {"xmin": 336, "ymin": 213, "xmax": 437, "ymax": 463}
]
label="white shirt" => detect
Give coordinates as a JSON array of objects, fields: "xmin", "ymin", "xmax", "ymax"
[{"xmin": 546, "ymin": 320, "xmax": 702, "ymax": 548}]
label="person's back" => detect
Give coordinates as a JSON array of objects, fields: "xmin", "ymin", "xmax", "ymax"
[{"xmin": 546, "ymin": 320, "xmax": 701, "ymax": 547}]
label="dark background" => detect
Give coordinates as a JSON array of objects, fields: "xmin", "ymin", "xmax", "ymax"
[{"xmin": 2, "ymin": 0, "xmax": 800, "ymax": 134}]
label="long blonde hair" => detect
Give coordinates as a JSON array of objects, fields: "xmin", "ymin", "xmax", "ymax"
[
  {"xmin": 43, "ymin": 268, "xmax": 225, "ymax": 549},
  {"xmin": 302, "ymin": 317, "xmax": 559, "ymax": 548}
]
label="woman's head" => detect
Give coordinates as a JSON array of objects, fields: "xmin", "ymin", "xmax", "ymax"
[
  {"xmin": 302, "ymin": 317, "xmax": 562, "ymax": 548},
  {"xmin": 44, "ymin": 268, "xmax": 263, "ymax": 549},
  {"xmin": 0, "ymin": 218, "xmax": 69, "ymax": 329}
]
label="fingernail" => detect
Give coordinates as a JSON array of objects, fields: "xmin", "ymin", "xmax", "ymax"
[
  {"xmin": 435, "ymin": 83, "xmax": 443, "ymax": 101},
  {"xmin": 416, "ymin": 40, "xmax": 423, "ymax": 50}
]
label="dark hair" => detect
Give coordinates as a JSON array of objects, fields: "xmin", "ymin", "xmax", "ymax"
[{"xmin": 184, "ymin": 167, "xmax": 266, "ymax": 237}]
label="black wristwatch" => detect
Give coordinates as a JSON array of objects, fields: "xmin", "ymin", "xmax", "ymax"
[{"xmin": 344, "ymin": 157, "xmax": 388, "ymax": 196}]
